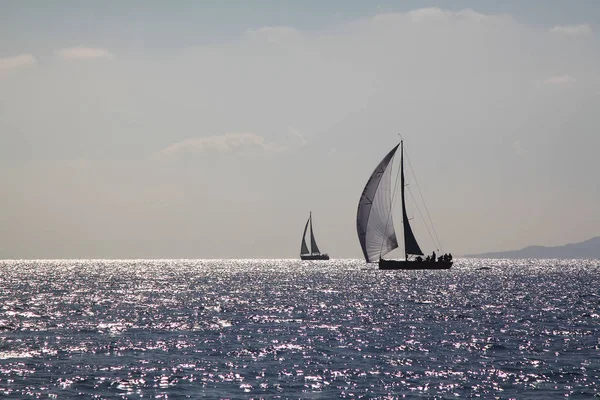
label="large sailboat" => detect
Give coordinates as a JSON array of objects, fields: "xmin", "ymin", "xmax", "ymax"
[
  {"xmin": 356, "ymin": 140, "xmax": 452, "ymax": 270},
  {"xmin": 300, "ymin": 212, "xmax": 330, "ymax": 260}
]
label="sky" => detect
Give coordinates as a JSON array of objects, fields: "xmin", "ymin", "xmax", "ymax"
[{"xmin": 1, "ymin": 1, "xmax": 599, "ymax": 259}]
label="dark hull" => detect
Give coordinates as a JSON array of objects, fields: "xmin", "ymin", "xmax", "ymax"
[
  {"xmin": 379, "ymin": 259, "xmax": 452, "ymax": 270},
  {"xmin": 300, "ymin": 254, "xmax": 330, "ymax": 260}
]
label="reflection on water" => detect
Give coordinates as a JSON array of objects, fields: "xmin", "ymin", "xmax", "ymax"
[{"xmin": 0, "ymin": 259, "xmax": 598, "ymax": 398}]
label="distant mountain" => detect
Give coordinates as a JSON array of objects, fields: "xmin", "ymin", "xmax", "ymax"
[{"xmin": 465, "ymin": 237, "xmax": 600, "ymax": 259}]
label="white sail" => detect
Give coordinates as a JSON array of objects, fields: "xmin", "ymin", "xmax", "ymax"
[
  {"xmin": 356, "ymin": 144, "xmax": 399, "ymax": 263},
  {"xmin": 300, "ymin": 218, "xmax": 310, "ymax": 255}
]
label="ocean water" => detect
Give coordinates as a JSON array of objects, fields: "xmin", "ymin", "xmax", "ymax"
[{"xmin": 0, "ymin": 259, "xmax": 598, "ymax": 399}]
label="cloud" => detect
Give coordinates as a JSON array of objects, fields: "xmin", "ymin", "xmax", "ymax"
[
  {"xmin": 405, "ymin": 7, "xmax": 489, "ymax": 23},
  {"xmin": 56, "ymin": 46, "xmax": 115, "ymax": 60},
  {"xmin": 156, "ymin": 132, "xmax": 287, "ymax": 160},
  {"xmin": 550, "ymin": 24, "xmax": 592, "ymax": 36},
  {"xmin": 244, "ymin": 26, "xmax": 301, "ymax": 43},
  {"xmin": 369, "ymin": 7, "xmax": 497, "ymax": 25},
  {"xmin": 0, "ymin": 53, "xmax": 37, "ymax": 72},
  {"xmin": 287, "ymin": 127, "xmax": 307, "ymax": 146},
  {"xmin": 513, "ymin": 140, "xmax": 527, "ymax": 156},
  {"xmin": 543, "ymin": 75, "xmax": 575, "ymax": 85}
]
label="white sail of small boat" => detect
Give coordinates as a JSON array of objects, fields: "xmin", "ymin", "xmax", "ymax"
[
  {"xmin": 300, "ymin": 212, "xmax": 330, "ymax": 260},
  {"xmin": 356, "ymin": 140, "xmax": 452, "ymax": 270}
]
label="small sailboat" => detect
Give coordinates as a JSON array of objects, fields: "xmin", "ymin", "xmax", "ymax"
[
  {"xmin": 300, "ymin": 212, "xmax": 330, "ymax": 260},
  {"xmin": 356, "ymin": 140, "xmax": 452, "ymax": 270}
]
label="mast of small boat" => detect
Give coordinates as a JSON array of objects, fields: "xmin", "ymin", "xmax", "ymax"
[
  {"xmin": 309, "ymin": 211, "xmax": 313, "ymax": 254},
  {"xmin": 400, "ymin": 140, "xmax": 408, "ymax": 261}
]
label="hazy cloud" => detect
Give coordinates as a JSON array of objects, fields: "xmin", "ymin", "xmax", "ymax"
[
  {"xmin": 543, "ymin": 75, "xmax": 575, "ymax": 85},
  {"xmin": 287, "ymin": 127, "xmax": 307, "ymax": 147},
  {"xmin": 550, "ymin": 24, "xmax": 592, "ymax": 36},
  {"xmin": 405, "ymin": 7, "xmax": 489, "ymax": 23},
  {"xmin": 56, "ymin": 46, "xmax": 115, "ymax": 60},
  {"xmin": 244, "ymin": 26, "xmax": 300, "ymax": 43},
  {"xmin": 0, "ymin": 53, "xmax": 37, "ymax": 71},
  {"xmin": 513, "ymin": 140, "xmax": 527, "ymax": 156},
  {"xmin": 156, "ymin": 132, "xmax": 287, "ymax": 160}
]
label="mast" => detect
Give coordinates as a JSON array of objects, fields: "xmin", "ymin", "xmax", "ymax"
[{"xmin": 401, "ymin": 141, "xmax": 407, "ymax": 261}]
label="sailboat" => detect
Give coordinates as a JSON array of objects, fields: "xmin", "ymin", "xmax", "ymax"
[
  {"xmin": 356, "ymin": 140, "xmax": 452, "ymax": 270},
  {"xmin": 300, "ymin": 212, "xmax": 330, "ymax": 260}
]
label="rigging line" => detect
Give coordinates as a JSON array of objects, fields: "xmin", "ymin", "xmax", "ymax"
[
  {"xmin": 407, "ymin": 169, "xmax": 442, "ymax": 252},
  {"xmin": 407, "ymin": 186, "xmax": 440, "ymax": 253},
  {"xmin": 406, "ymin": 181, "xmax": 439, "ymax": 252},
  {"xmin": 403, "ymin": 143, "xmax": 443, "ymax": 252},
  {"xmin": 380, "ymin": 148, "xmax": 402, "ymax": 258}
]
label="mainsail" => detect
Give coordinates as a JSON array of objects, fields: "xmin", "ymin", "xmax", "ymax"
[
  {"xmin": 309, "ymin": 213, "xmax": 321, "ymax": 254},
  {"xmin": 356, "ymin": 144, "xmax": 400, "ymax": 263},
  {"xmin": 400, "ymin": 141, "xmax": 424, "ymax": 257},
  {"xmin": 300, "ymin": 218, "xmax": 310, "ymax": 255}
]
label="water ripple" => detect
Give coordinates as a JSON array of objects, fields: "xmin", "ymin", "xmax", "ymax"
[{"xmin": 0, "ymin": 258, "xmax": 598, "ymax": 398}]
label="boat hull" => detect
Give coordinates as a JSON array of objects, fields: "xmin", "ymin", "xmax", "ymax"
[
  {"xmin": 300, "ymin": 254, "xmax": 330, "ymax": 260},
  {"xmin": 378, "ymin": 259, "xmax": 452, "ymax": 270}
]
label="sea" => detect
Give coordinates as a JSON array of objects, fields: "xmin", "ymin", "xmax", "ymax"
[{"xmin": 0, "ymin": 259, "xmax": 598, "ymax": 399}]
